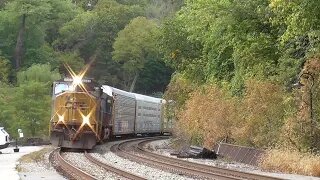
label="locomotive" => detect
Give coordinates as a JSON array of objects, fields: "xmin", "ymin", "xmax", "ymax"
[{"xmin": 50, "ymin": 77, "xmax": 172, "ymax": 149}]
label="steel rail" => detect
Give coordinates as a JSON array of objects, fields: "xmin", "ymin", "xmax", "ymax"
[
  {"xmin": 137, "ymin": 139, "xmax": 283, "ymax": 180},
  {"xmin": 111, "ymin": 138, "xmax": 242, "ymax": 180},
  {"xmin": 84, "ymin": 151, "xmax": 146, "ymax": 180},
  {"xmin": 50, "ymin": 148, "xmax": 97, "ymax": 180}
]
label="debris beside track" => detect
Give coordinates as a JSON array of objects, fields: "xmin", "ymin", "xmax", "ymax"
[
  {"xmin": 170, "ymin": 146, "xmax": 217, "ymax": 159},
  {"xmin": 213, "ymin": 143, "xmax": 265, "ymax": 166}
]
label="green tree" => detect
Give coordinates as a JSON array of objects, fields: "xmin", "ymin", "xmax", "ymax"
[
  {"xmin": 135, "ymin": 57, "xmax": 172, "ymax": 95},
  {"xmin": 17, "ymin": 64, "xmax": 60, "ymax": 85},
  {"xmin": 56, "ymin": 0, "xmax": 143, "ymax": 87},
  {"xmin": 0, "ymin": 54, "xmax": 11, "ymax": 82},
  {"xmin": 6, "ymin": 0, "xmax": 52, "ymax": 69},
  {"xmin": 13, "ymin": 64, "xmax": 60, "ymax": 137},
  {"xmin": 0, "ymin": 0, "xmax": 79, "ymax": 71},
  {"xmin": 145, "ymin": 0, "xmax": 184, "ymax": 19},
  {"xmin": 113, "ymin": 16, "xmax": 159, "ymax": 91},
  {"xmin": 158, "ymin": 17, "xmax": 204, "ymax": 82},
  {"xmin": 13, "ymin": 82, "xmax": 51, "ymax": 136},
  {"xmin": 178, "ymin": 0, "xmax": 280, "ymax": 87},
  {"xmin": 72, "ymin": 0, "xmax": 99, "ymax": 10},
  {"xmin": 0, "ymin": 83, "xmax": 16, "ymax": 136}
]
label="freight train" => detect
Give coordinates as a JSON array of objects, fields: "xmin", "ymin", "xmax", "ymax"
[{"xmin": 50, "ymin": 77, "xmax": 172, "ymax": 149}]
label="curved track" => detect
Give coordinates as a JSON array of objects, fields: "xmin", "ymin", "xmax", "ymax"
[
  {"xmin": 111, "ymin": 137, "xmax": 284, "ymax": 180},
  {"xmin": 50, "ymin": 148, "xmax": 97, "ymax": 180},
  {"xmin": 84, "ymin": 151, "xmax": 146, "ymax": 180},
  {"xmin": 50, "ymin": 147, "xmax": 145, "ymax": 180}
]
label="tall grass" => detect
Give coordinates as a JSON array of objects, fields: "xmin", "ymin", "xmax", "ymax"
[{"xmin": 260, "ymin": 149, "xmax": 320, "ymax": 177}]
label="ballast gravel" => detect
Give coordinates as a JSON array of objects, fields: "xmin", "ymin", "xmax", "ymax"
[
  {"xmin": 18, "ymin": 147, "xmax": 56, "ymax": 173},
  {"xmin": 92, "ymin": 141, "xmax": 196, "ymax": 180},
  {"xmin": 63, "ymin": 152, "xmax": 122, "ymax": 180}
]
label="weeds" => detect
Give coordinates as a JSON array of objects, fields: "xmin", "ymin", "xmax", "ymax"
[{"xmin": 260, "ymin": 149, "xmax": 320, "ymax": 177}]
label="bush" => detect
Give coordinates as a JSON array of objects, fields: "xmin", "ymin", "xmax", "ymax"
[
  {"xmin": 232, "ymin": 80, "xmax": 287, "ymax": 148},
  {"xmin": 177, "ymin": 85, "xmax": 236, "ymax": 148}
]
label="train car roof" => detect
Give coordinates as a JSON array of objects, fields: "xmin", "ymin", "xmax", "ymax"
[
  {"xmin": 101, "ymin": 85, "xmax": 164, "ymax": 103},
  {"xmin": 133, "ymin": 93, "xmax": 162, "ymax": 103},
  {"xmin": 102, "ymin": 85, "xmax": 135, "ymax": 98}
]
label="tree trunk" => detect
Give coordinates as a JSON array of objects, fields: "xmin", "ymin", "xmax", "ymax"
[
  {"xmin": 129, "ymin": 73, "xmax": 138, "ymax": 92},
  {"xmin": 14, "ymin": 14, "xmax": 26, "ymax": 70}
]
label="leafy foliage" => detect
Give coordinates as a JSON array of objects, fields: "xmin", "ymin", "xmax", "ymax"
[
  {"xmin": 0, "ymin": 64, "xmax": 60, "ymax": 138},
  {"xmin": 12, "ymin": 81, "xmax": 51, "ymax": 137},
  {"xmin": 160, "ymin": 0, "xmax": 320, "ymax": 154},
  {"xmin": 113, "ymin": 16, "xmax": 162, "ymax": 90},
  {"xmin": 233, "ymin": 80, "xmax": 287, "ymax": 148},
  {"xmin": 0, "ymin": 54, "xmax": 11, "ymax": 82},
  {"xmin": 158, "ymin": 17, "xmax": 204, "ymax": 82},
  {"xmin": 135, "ymin": 57, "xmax": 172, "ymax": 95},
  {"xmin": 0, "ymin": 83, "xmax": 16, "ymax": 135},
  {"xmin": 113, "ymin": 17, "xmax": 158, "ymax": 73},
  {"xmin": 17, "ymin": 64, "xmax": 60, "ymax": 85}
]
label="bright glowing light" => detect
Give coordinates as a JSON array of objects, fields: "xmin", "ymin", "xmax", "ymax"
[
  {"xmin": 73, "ymin": 105, "xmax": 100, "ymax": 141},
  {"xmin": 82, "ymin": 115, "xmax": 90, "ymax": 125},
  {"xmin": 64, "ymin": 64, "xmax": 90, "ymax": 93},
  {"xmin": 51, "ymin": 111, "xmax": 70, "ymax": 132},
  {"xmin": 79, "ymin": 108, "xmax": 94, "ymax": 127},
  {"xmin": 73, "ymin": 76, "xmax": 82, "ymax": 86},
  {"xmin": 58, "ymin": 114, "xmax": 64, "ymax": 123}
]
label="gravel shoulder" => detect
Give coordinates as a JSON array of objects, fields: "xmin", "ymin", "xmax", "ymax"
[
  {"xmin": 0, "ymin": 146, "xmax": 45, "ymax": 180},
  {"xmin": 146, "ymin": 139, "xmax": 320, "ymax": 180},
  {"xmin": 17, "ymin": 146, "xmax": 66, "ymax": 180}
]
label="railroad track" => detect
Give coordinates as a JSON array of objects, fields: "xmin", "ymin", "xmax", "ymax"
[
  {"xmin": 84, "ymin": 151, "xmax": 146, "ymax": 180},
  {"xmin": 137, "ymin": 139, "xmax": 284, "ymax": 180},
  {"xmin": 111, "ymin": 138, "xmax": 284, "ymax": 180},
  {"xmin": 50, "ymin": 148, "xmax": 145, "ymax": 180},
  {"xmin": 50, "ymin": 148, "xmax": 97, "ymax": 180}
]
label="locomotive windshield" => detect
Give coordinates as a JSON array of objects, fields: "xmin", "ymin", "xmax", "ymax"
[
  {"xmin": 54, "ymin": 83, "xmax": 71, "ymax": 95},
  {"xmin": 53, "ymin": 77, "xmax": 100, "ymax": 96}
]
